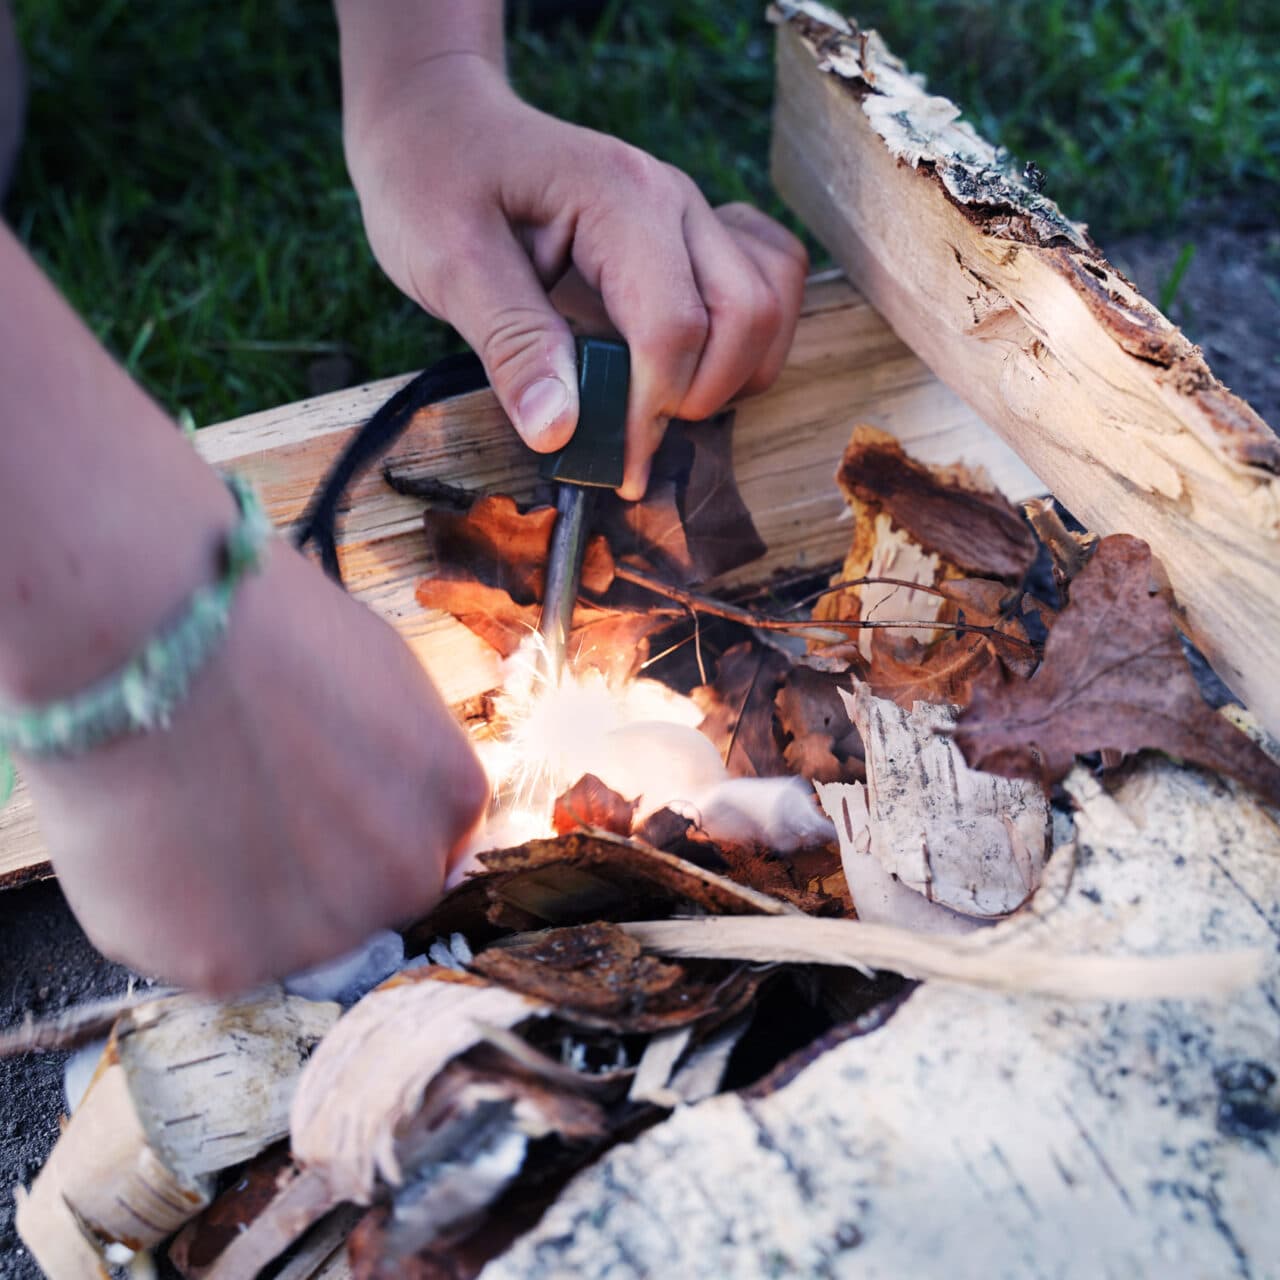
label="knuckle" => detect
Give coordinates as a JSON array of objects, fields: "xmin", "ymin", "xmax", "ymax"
[
  {"xmin": 636, "ymin": 298, "xmax": 710, "ymax": 361},
  {"xmin": 610, "ymin": 143, "xmax": 677, "ymax": 200},
  {"xmin": 179, "ymin": 949, "xmax": 252, "ymax": 996},
  {"xmin": 752, "ymin": 279, "xmax": 784, "ymax": 335},
  {"xmin": 478, "ymin": 307, "xmax": 558, "ymax": 381}
]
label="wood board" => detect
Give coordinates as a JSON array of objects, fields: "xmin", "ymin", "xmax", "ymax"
[{"xmin": 0, "ymin": 271, "xmax": 1041, "ymax": 890}]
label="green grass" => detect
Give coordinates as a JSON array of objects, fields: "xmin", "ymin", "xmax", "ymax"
[{"xmin": 7, "ymin": 0, "xmax": 1277, "ymax": 427}]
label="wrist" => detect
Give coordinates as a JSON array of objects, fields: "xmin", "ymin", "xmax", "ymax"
[
  {"xmin": 336, "ymin": 0, "xmax": 507, "ymax": 153},
  {"xmin": 0, "ymin": 444, "xmax": 240, "ymax": 708},
  {"xmin": 0, "ymin": 474, "xmax": 269, "ymax": 760}
]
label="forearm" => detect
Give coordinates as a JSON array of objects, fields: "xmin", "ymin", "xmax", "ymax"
[
  {"xmin": 334, "ymin": 0, "xmax": 506, "ymax": 138},
  {"xmin": 0, "ymin": 224, "xmax": 234, "ymax": 703}
]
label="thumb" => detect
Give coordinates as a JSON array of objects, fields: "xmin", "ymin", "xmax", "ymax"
[{"xmin": 439, "ymin": 222, "xmax": 579, "ymax": 453}]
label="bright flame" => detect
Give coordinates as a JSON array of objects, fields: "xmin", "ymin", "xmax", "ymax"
[
  {"xmin": 464, "ymin": 634, "xmax": 706, "ymax": 853},
  {"xmin": 448, "ymin": 632, "xmax": 835, "ymax": 887}
]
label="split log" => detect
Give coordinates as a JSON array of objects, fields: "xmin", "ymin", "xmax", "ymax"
[
  {"xmin": 478, "ymin": 758, "xmax": 1280, "ymax": 1278},
  {"xmin": 769, "ymin": 3, "xmax": 1280, "ymax": 737},
  {"xmin": 0, "ymin": 272, "xmax": 1039, "ymax": 892},
  {"xmin": 15, "ymin": 990, "xmax": 338, "ymax": 1276}
]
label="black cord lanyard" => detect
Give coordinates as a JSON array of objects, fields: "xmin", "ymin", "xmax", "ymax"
[{"xmin": 293, "ymin": 349, "xmax": 489, "ymax": 586}]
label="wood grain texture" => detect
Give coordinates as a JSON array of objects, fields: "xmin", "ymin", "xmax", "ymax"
[
  {"xmin": 770, "ymin": 10, "xmax": 1280, "ymax": 737},
  {"xmin": 0, "ymin": 272, "xmax": 1038, "ymax": 890}
]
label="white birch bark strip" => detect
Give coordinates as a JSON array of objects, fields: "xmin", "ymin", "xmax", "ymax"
[
  {"xmin": 289, "ymin": 973, "xmax": 548, "ymax": 1205},
  {"xmin": 842, "ymin": 684, "xmax": 1049, "ymax": 917},
  {"xmin": 16, "ymin": 991, "xmax": 338, "ymax": 1279}
]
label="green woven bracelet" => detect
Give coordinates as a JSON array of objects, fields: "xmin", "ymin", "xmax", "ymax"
[{"xmin": 0, "ymin": 474, "xmax": 272, "ymax": 803}]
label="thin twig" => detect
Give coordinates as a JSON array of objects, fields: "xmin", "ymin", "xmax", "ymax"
[
  {"xmin": 723, "ymin": 649, "xmax": 767, "ymax": 770},
  {"xmin": 611, "ymin": 564, "xmax": 1038, "ymax": 652},
  {"xmin": 0, "ymin": 987, "xmax": 177, "ymax": 1057}
]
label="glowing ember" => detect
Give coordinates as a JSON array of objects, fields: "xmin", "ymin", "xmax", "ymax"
[{"xmin": 452, "ymin": 633, "xmax": 834, "ymax": 882}]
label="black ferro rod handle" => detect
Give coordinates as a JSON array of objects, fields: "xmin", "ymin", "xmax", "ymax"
[
  {"xmin": 536, "ymin": 337, "xmax": 630, "ymax": 683},
  {"xmin": 295, "ymin": 336, "xmax": 629, "ymax": 688}
]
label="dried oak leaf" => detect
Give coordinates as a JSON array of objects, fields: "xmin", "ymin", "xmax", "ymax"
[
  {"xmin": 596, "ymin": 415, "xmax": 766, "ymax": 585},
  {"xmin": 775, "ymin": 665, "xmax": 863, "ymax": 783},
  {"xmin": 415, "ymin": 578, "xmax": 671, "ymax": 683},
  {"xmin": 423, "ymin": 494, "xmax": 614, "ymax": 605},
  {"xmin": 693, "ymin": 641, "xmax": 791, "ymax": 778},
  {"xmin": 954, "ymin": 535, "xmax": 1280, "ymax": 807},
  {"xmin": 552, "ymin": 774, "xmax": 637, "ymax": 838},
  {"xmin": 834, "ymin": 425, "xmax": 1037, "ymax": 581}
]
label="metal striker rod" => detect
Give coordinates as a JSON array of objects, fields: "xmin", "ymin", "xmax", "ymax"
[{"xmin": 539, "ymin": 484, "xmax": 596, "ymax": 683}]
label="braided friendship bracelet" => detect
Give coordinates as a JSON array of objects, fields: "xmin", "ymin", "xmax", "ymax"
[{"xmin": 0, "ymin": 474, "xmax": 272, "ymax": 803}]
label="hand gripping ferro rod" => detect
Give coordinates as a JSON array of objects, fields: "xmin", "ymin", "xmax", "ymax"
[{"xmin": 537, "ymin": 338, "xmax": 630, "ymax": 684}]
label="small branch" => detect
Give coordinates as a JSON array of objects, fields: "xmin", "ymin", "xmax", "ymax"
[
  {"xmin": 611, "ymin": 564, "xmax": 1038, "ymax": 652},
  {"xmin": 0, "ymin": 987, "xmax": 177, "ymax": 1057}
]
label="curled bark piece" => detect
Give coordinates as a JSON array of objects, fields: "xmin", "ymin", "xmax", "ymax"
[
  {"xmin": 290, "ymin": 972, "xmax": 549, "ymax": 1206},
  {"xmin": 472, "ymin": 922, "xmax": 761, "ymax": 1034},
  {"xmin": 814, "ymin": 777, "xmax": 981, "ymax": 935},
  {"xmin": 16, "ymin": 990, "xmax": 339, "ymax": 1278},
  {"xmin": 414, "ymin": 830, "xmax": 797, "ymax": 947}
]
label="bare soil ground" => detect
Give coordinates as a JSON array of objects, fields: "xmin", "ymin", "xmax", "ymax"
[
  {"xmin": 0, "ymin": 225, "xmax": 1275, "ymax": 1278},
  {"xmin": 1104, "ymin": 225, "xmax": 1280, "ymax": 429}
]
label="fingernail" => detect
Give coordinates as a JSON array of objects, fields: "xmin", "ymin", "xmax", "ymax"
[{"xmin": 516, "ymin": 376, "xmax": 570, "ymax": 447}]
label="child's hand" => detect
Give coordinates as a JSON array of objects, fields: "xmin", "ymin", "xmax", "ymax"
[
  {"xmin": 22, "ymin": 543, "xmax": 488, "ymax": 994},
  {"xmin": 344, "ymin": 54, "xmax": 808, "ymax": 499}
]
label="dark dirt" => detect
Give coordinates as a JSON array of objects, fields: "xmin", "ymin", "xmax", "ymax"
[
  {"xmin": 1104, "ymin": 224, "xmax": 1280, "ymax": 431},
  {"xmin": 0, "ymin": 880, "xmax": 131, "ymax": 1276},
  {"xmin": 0, "ymin": 225, "xmax": 1275, "ymax": 1278}
]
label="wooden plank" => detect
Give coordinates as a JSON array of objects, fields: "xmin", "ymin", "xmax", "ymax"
[
  {"xmin": 770, "ymin": 7, "xmax": 1280, "ymax": 735},
  {"xmin": 0, "ymin": 272, "xmax": 1040, "ymax": 890}
]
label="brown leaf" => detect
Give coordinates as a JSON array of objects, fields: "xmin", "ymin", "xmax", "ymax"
[
  {"xmin": 834, "ymin": 425, "xmax": 1037, "ymax": 581},
  {"xmin": 596, "ymin": 416, "xmax": 766, "ymax": 585},
  {"xmin": 423, "ymin": 494, "xmax": 614, "ymax": 604},
  {"xmin": 775, "ymin": 666, "xmax": 862, "ymax": 782},
  {"xmin": 471, "ymin": 922, "xmax": 759, "ymax": 1033},
  {"xmin": 416, "ymin": 578, "xmax": 538, "ymax": 658},
  {"xmin": 415, "ymin": 578, "xmax": 671, "ymax": 683},
  {"xmin": 693, "ymin": 642, "xmax": 791, "ymax": 778},
  {"xmin": 552, "ymin": 774, "xmax": 637, "ymax": 837},
  {"xmin": 954, "ymin": 535, "xmax": 1280, "ymax": 807},
  {"xmin": 867, "ymin": 629, "xmax": 997, "ymax": 709}
]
